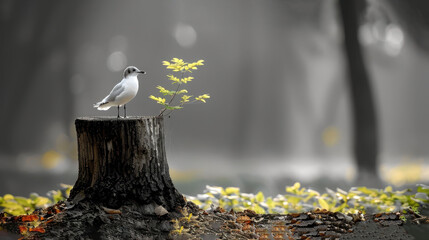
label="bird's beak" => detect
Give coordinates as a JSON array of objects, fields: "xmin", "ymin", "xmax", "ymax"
[{"xmin": 139, "ymin": 71, "xmax": 146, "ymax": 74}]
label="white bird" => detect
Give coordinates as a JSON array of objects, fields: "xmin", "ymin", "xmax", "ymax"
[{"xmin": 94, "ymin": 66, "xmax": 146, "ymax": 118}]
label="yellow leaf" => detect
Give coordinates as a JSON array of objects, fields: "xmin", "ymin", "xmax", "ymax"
[
  {"xmin": 181, "ymin": 95, "xmax": 192, "ymax": 103},
  {"xmin": 195, "ymin": 94, "xmax": 210, "ymax": 103},
  {"xmin": 14, "ymin": 197, "xmax": 32, "ymax": 208},
  {"xmin": 318, "ymin": 198, "xmax": 330, "ymax": 210},
  {"xmin": 256, "ymin": 191, "xmax": 265, "ymax": 202},
  {"xmin": 34, "ymin": 197, "xmax": 50, "ymax": 208},
  {"xmin": 167, "ymin": 75, "xmax": 181, "ymax": 83},
  {"xmin": 266, "ymin": 197, "xmax": 275, "ymax": 208},
  {"xmin": 3, "ymin": 194, "xmax": 14, "ymax": 201},
  {"xmin": 333, "ymin": 203, "xmax": 347, "ymax": 212},
  {"xmin": 225, "ymin": 187, "xmax": 240, "ymax": 195},
  {"xmin": 286, "ymin": 182, "xmax": 301, "ymax": 194},
  {"xmin": 7, "ymin": 208, "xmax": 27, "ymax": 216},
  {"xmin": 0, "ymin": 201, "xmax": 27, "ymax": 215},
  {"xmin": 384, "ymin": 186, "xmax": 393, "ymax": 193},
  {"xmin": 190, "ymin": 199, "xmax": 202, "ymax": 206},
  {"xmin": 286, "ymin": 196, "xmax": 300, "ymax": 205},
  {"xmin": 149, "ymin": 95, "xmax": 166, "ymax": 104},
  {"xmin": 251, "ymin": 204, "xmax": 266, "ymax": 214},
  {"xmin": 60, "ymin": 183, "xmax": 73, "ymax": 189},
  {"xmin": 385, "ymin": 206, "xmax": 396, "ymax": 212},
  {"xmin": 180, "ymin": 77, "xmax": 194, "ymax": 83}
]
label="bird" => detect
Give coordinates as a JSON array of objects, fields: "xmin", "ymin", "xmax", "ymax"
[{"xmin": 94, "ymin": 66, "xmax": 145, "ymax": 118}]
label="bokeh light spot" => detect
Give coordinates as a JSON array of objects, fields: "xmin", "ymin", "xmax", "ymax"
[
  {"xmin": 322, "ymin": 126, "xmax": 340, "ymax": 147},
  {"xmin": 107, "ymin": 51, "xmax": 127, "ymax": 72},
  {"xmin": 174, "ymin": 23, "xmax": 197, "ymax": 48},
  {"xmin": 384, "ymin": 24, "xmax": 404, "ymax": 56},
  {"xmin": 41, "ymin": 150, "xmax": 61, "ymax": 169}
]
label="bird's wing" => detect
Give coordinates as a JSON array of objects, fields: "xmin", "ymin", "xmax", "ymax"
[{"xmin": 103, "ymin": 82, "xmax": 125, "ymax": 103}]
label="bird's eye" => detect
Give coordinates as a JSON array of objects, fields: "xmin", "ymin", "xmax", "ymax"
[{"xmin": 132, "ymin": 69, "xmax": 136, "ymax": 72}]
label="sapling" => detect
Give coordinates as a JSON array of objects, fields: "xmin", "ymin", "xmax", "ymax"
[{"xmin": 149, "ymin": 58, "xmax": 210, "ymax": 117}]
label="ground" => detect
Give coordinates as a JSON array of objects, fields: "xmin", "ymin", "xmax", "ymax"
[{"xmin": 1, "ymin": 201, "xmax": 428, "ymax": 239}]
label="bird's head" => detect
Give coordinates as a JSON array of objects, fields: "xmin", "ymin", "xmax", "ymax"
[{"xmin": 123, "ymin": 66, "xmax": 146, "ymax": 78}]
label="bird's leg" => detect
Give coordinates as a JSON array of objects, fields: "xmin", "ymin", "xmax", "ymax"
[
  {"xmin": 117, "ymin": 106, "xmax": 120, "ymax": 118},
  {"xmin": 124, "ymin": 104, "xmax": 127, "ymax": 118}
]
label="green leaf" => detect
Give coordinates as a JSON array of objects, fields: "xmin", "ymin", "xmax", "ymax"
[
  {"xmin": 164, "ymin": 105, "xmax": 183, "ymax": 110},
  {"xmin": 417, "ymin": 185, "xmax": 429, "ymax": 195},
  {"xmin": 14, "ymin": 197, "xmax": 32, "ymax": 208}
]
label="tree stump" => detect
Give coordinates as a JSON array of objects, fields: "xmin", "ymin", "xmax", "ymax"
[{"xmin": 69, "ymin": 116, "xmax": 185, "ymax": 212}]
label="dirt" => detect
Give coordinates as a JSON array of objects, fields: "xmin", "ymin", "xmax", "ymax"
[{"xmin": 1, "ymin": 201, "xmax": 428, "ymax": 239}]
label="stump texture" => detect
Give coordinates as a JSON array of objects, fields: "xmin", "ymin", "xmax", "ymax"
[{"xmin": 69, "ymin": 116, "xmax": 185, "ymax": 211}]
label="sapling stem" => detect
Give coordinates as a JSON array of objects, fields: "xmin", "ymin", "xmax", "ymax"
[{"xmin": 158, "ymin": 72, "xmax": 184, "ymax": 117}]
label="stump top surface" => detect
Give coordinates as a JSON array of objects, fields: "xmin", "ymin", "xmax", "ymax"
[{"xmin": 77, "ymin": 116, "xmax": 161, "ymax": 122}]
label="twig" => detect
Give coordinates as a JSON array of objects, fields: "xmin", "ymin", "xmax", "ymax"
[{"xmin": 158, "ymin": 72, "xmax": 184, "ymax": 117}]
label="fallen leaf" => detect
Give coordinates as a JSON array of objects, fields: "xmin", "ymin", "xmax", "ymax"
[{"xmin": 21, "ymin": 215, "xmax": 38, "ymax": 222}]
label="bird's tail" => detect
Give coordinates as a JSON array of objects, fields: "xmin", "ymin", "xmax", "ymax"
[{"xmin": 93, "ymin": 101, "xmax": 111, "ymax": 110}]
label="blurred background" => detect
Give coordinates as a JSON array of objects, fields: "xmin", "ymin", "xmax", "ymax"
[{"xmin": 1, "ymin": 0, "xmax": 429, "ymax": 197}]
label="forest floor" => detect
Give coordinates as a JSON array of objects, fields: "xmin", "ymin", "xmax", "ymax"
[{"xmin": 1, "ymin": 200, "xmax": 429, "ymax": 240}]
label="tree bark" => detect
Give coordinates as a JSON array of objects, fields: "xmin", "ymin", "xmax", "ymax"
[
  {"xmin": 338, "ymin": 0, "xmax": 380, "ymax": 182},
  {"xmin": 69, "ymin": 116, "xmax": 185, "ymax": 212}
]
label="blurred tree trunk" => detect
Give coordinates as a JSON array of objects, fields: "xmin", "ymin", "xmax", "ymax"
[{"xmin": 338, "ymin": 0, "xmax": 380, "ymax": 183}]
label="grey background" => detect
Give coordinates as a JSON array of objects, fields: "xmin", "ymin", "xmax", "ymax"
[{"xmin": 1, "ymin": 0, "xmax": 429, "ymax": 197}]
